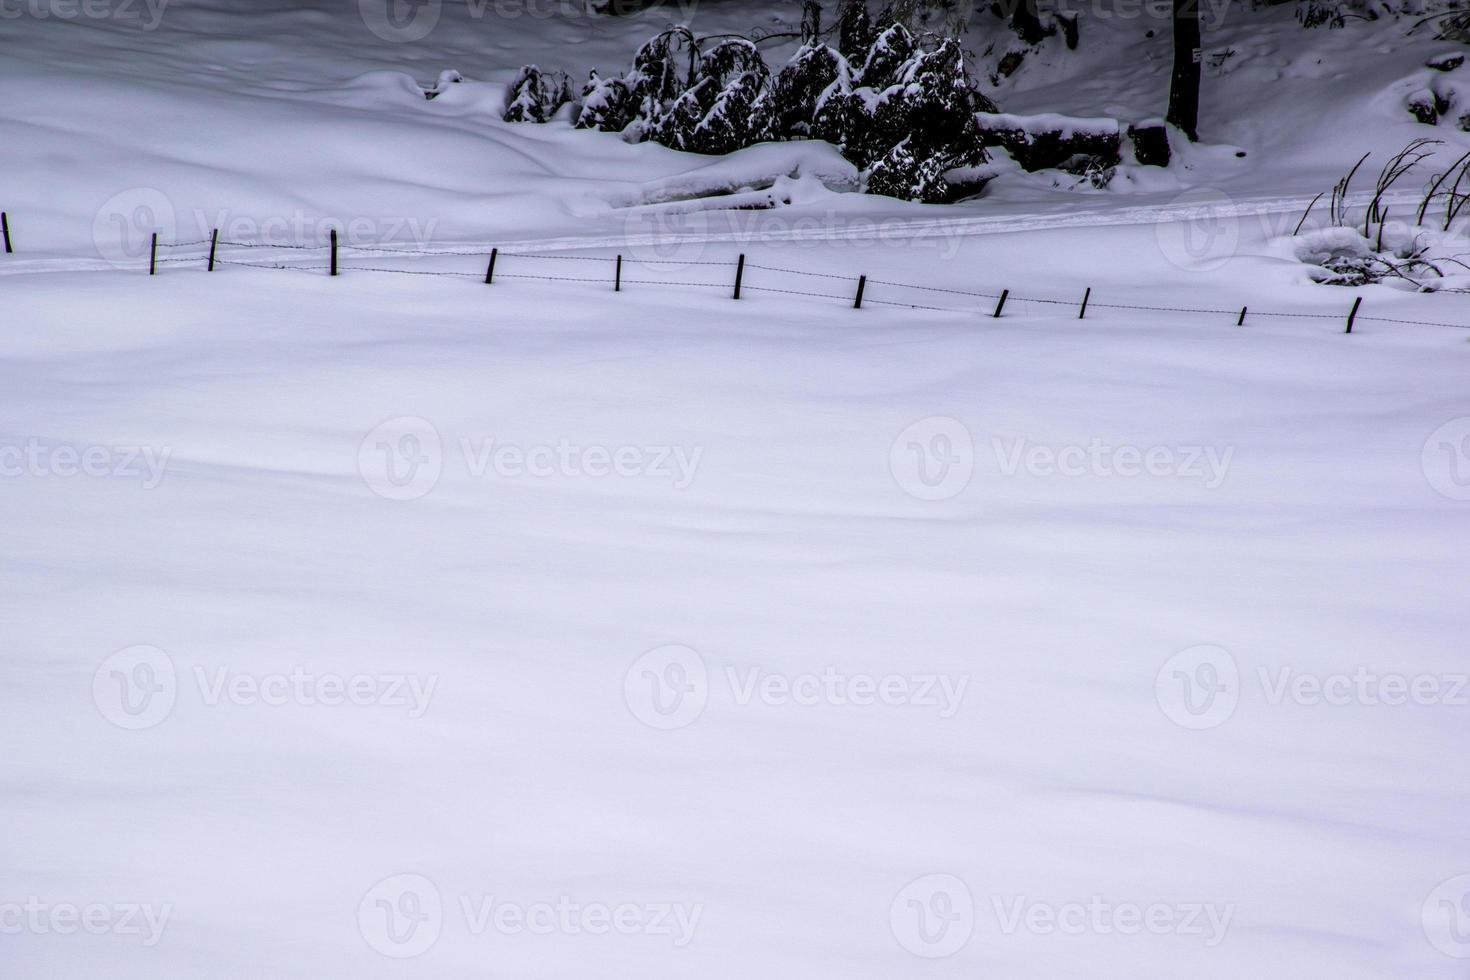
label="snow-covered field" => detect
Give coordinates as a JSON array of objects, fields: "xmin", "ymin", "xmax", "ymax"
[{"xmin": 3, "ymin": 2, "xmax": 1470, "ymax": 978}]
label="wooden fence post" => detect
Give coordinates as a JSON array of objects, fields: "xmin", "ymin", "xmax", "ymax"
[
  {"xmin": 1237, "ymin": 306, "xmax": 1247, "ymax": 326},
  {"xmin": 149, "ymin": 232, "xmax": 157, "ymax": 276},
  {"xmin": 1, "ymin": 211, "xmax": 11, "ymax": 254},
  {"xmin": 207, "ymin": 229, "xmax": 218, "ymax": 271},
  {"xmin": 615, "ymin": 254, "xmax": 622, "ymax": 292},
  {"xmin": 733, "ymin": 253, "xmax": 745, "ymax": 299},
  {"xmin": 329, "ymin": 229, "xmax": 338, "ymax": 277},
  {"xmin": 1345, "ymin": 296, "xmax": 1362, "ymax": 334},
  {"xmin": 992, "ymin": 289, "xmax": 1009, "ymax": 318},
  {"xmin": 1078, "ymin": 287, "xmax": 1091, "ymax": 319},
  {"xmin": 853, "ymin": 275, "xmax": 867, "ymax": 309},
  {"xmin": 485, "ymin": 248, "xmax": 497, "ymax": 284}
]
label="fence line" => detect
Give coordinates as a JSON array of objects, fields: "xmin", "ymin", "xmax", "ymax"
[{"xmin": 7, "ymin": 216, "xmax": 1470, "ymax": 333}]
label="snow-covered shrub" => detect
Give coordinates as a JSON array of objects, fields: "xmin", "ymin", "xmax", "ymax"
[
  {"xmin": 650, "ymin": 77, "xmax": 719, "ymax": 150},
  {"xmin": 423, "ymin": 70, "xmax": 463, "ymax": 101},
  {"xmin": 630, "ymin": 27, "xmax": 697, "ymax": 110},
  {"xmin": 1404, "ymin": 66, "xmax": 1470, "ymax": 128},
  {"xmin": 855, "ymin": 23, "xmax": 916, "ymax": 89},
  {"xmin": 688, "ymin": 72, "xmax": 776, "ymax": 155},
  {"xmin": 503, "ymin": 66, "xmax": 571, "ymax": 123},
  {"xmin": 699, "ymin": 38, "xmax": 767, "ymax": 88},
  {"xmin": 975, "ymin": 113, "xmax": 1122, "ymax": 174},
  {"xmin": 836, "ymin": 0, "xmax": 876, "ymax": 60},
  {"xmin": 576, "ymin": 71, "xmax": 638, "ymax": 132},
  {"xmin": 1294, "ymin": 140, "xmax": 1470, "ymax": 291},
  {"xmin": 502, "ymin": 17, "xmax": 1005, "ymax": 203},
  {"xmin": 772, "ymin": 43, "xmax": 848, "ymax": 138},
  {"xmin": 808, "ymin": 32, "xmax": 994, "ymax": 199},
  {"xmin": 1294, "ymin": 226, "xmax": 1453, "ymax": 289}
]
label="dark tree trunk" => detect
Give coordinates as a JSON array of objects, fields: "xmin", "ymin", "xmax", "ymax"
[{"xmin": 1166, "ymin": 0, "xmax": 1201, "ymax": 141}]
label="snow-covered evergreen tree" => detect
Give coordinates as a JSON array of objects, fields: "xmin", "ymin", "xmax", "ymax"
[
  {"xmin": 771, "ymin": 44, "xmax": 848, "ymax": 137},
  {"xmin": 650, "ymin": 77, "xmax": 718, "ymax": 150},
  {"xmin": 855, "ymin": 23, "xmax": 915, "ymax": 88},
  {"xmin": 690, "ymin": 71, "xmax": 775, "ymax": 154},
  {"xmin": 575, "ymin": 71, "xmax": 638, "ymax": 132},
  {"xmin": 503, "ymin": 66, "xmax": 571, "ymax": 123}
]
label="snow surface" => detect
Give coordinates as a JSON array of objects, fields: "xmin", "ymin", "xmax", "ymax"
[{"xmin": 3, "ymin": 2, "xmax": 1470, "ymax": 979}]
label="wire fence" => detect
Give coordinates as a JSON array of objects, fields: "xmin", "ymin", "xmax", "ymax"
[{"xmin": 22, "ymin": 224, "xmax": 1470, "ymax": 334}]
